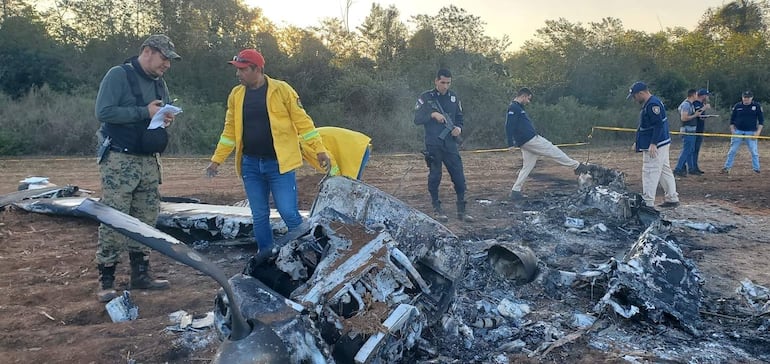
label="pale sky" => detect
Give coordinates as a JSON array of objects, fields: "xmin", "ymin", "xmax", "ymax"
[{"xmin": 248, "ymin": 0, "xmax": 730, "ymax": 50}]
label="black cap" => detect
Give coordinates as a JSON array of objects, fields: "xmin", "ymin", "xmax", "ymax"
[{"xmin": 743, "ymin": 90, "xmax": 754, "ymax": 97}]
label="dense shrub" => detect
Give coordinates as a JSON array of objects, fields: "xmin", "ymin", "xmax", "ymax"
[
  {"xmin": 0, "ymin": 85, "xmax": 703, "ymax": 157},
  {"xmin": 528, "ymin": 96, "xmax": 609, "ymax": 144},
  {"xmin": 0, "ymin": 86, "xmax": 98, "ymax": 155},
  {"xmin": 449, "ymin": 69, "xmax": 514, "ymax": 149},
  {"xmin": 165, "ymin": 100, "xmax": 226, "ymax": 155}
]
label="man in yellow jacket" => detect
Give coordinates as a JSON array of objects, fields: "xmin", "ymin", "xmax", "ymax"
[
  {"xmin": 205, "ymin": 49, "xmax": 330, "ymax": 260},
  {"xmin": 301, "ymin": 126, "xmax": 372, "ymax": 180}
]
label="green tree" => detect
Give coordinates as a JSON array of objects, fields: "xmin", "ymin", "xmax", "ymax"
[
  {"xmin": 357, "ymin": 4, "xmax": 407, "ymax": 67},
  {"xmin": 313, "ymin": 18, "xmax": 364, "ymax": 67},
  {"xmin": 507, "ymin": 18, "xmax": 676, "ymax": 107},
  {"xmin": 706, "ymin": 32, "xmax": 770, "ymax": 107},
  {"xmin": 282, "ymin": 31, "xmax": 338, "ymax": 108},
  {"xmin": 401, "ymin": 28, "xmax": 440, "ymax": 91},
  {"xmin": 658, "ymin": 27, "xmax": 717, "ymax": 82},
  {"xmin": 1, "ymin": 0, "xmax": 34, "ymax": 20},
  {"xmin": 253, "ymin": 32, "xmax": 290, "ymax": 78},
  {"xmin": 567, "ymin": 19, "xmax": 648, "ymax": 107},
  {"xmin": 0, "ymin": 16, "xmax": 71, "ymax": 97},
  {"xmin": 46, "ymin": 0, "xmax": 142, "ymax": 46},
  {"xmin": 698, "ymin": 0, "xmax": 768, "ymax": 36},
  {"xmin": 410, "ymin": 5, "xmax": 510, "ymax": 57},
  {"xmin": 505, "ymin": 19, "xmax": 587, "ymax": 104},
  {"xmin": 153, "ymin": 0, "xmax": 275, "ymax": 103}
]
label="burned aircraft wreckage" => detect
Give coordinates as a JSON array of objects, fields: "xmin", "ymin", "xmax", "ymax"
[
  {"xmin": 5, "ymin": 168, "xmax": 769, "ymax": 363},
  {"xmin": 9, "ymin": 177, "xmax": 465, "ymax": 363}
]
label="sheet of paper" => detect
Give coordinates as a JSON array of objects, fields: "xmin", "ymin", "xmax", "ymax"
[{"xmin": 148, "ymin": 104, "xmax": 183, "ymax": 129}]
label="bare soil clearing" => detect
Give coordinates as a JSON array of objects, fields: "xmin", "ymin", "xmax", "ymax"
[{"xmin": 1, "ymin": 142, "xmax": 768, "ymax": 363}]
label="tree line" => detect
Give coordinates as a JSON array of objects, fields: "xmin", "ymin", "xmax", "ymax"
[{"xmin": 1, "ymin": 0, "xmax": 769, "ymax": 155}]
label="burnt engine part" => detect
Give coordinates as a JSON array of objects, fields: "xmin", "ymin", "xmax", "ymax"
[
  {"xmin": 595, "ymin": 221, "xmax": 703, "ymax": 335},
  {"xmin": 485, "ymin": 243, "xmax": 539, "ymax": 284},
  {"xmin": 222, "ymin": 177, "xmax": 466, "ymax": 363}
]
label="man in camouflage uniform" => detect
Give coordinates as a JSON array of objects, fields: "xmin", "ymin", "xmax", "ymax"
[{"xmin": 93, "ymin": 34, "xmax": 181, "ymax": 302}]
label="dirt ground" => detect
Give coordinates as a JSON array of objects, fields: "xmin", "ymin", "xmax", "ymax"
[{"xmin": 1, "ymin": 141, "xmax": 769, "ymax": 363}]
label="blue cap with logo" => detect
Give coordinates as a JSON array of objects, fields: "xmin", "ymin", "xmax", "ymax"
[
  {"xmin": 626, "ymin": 81, "xmax": 648, "ymax": 100},
  {"xmin": 697, "ymin": 88, "xmax": 710, "ymax": 96}
]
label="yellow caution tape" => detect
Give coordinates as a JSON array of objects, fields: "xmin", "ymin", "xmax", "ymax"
[
  {"xmin": 389, "ymin": 141, "xmax": 590, "ymax": 157},
  {"xmin": 591, "ymin": 126, "xmax": 770, "ymax": 140}
]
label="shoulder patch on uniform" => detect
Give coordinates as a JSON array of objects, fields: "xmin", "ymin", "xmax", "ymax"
[
  {"xmin": 652, "ymin": 105, "xmax": 661, "ymax": 115},
  {"xmin": 415, "ymin": 98, "xmax": 424, "ymax": 110}
]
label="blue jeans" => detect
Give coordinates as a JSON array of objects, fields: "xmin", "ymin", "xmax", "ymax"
[
  {"xmin": 693, "ymin": 134, "xmax": 703, "ymax": 171},
  {"xmin": 674, "ymin": 126, "xmax": 697, "ymax": 172},
  {"xmin": 356, "ymin": 146, "xmax": 371, "ymax": 180},
  {"xmin": 724, "ymin": 130, "xmax": 760, "ymax": 171},
  {"xmin": 241, "ymin": 155, "xmax": 303, "ymax": 251}
]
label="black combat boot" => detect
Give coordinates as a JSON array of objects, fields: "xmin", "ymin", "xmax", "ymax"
[
  {"xmin": 456, "ymin": 200, "xmax": 474, "ymax": 222},
  {"xmin": 432, "ymin": 200, "xmax": 449, "ymax": 223},
  {"xmin": 97, "ymin": 264, "xmax": 118, "ymax": 303},
  {"xmin": 129, "ymin": 252, "xmax": 170, "ymax": 290}
]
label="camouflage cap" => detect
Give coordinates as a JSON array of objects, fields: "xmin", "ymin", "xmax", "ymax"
[{"xmin": 141, "ymin": 34, "xmax": 181, "ymax": 60}]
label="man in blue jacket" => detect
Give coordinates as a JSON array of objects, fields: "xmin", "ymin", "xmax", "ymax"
[
  {"xmin": 722, "ymin": 90, "xmax": 764, "ymax": 174},
  {"xmin": 627, "ymin": 81, "xmax": 679, "ymax": 208},
  {"xmin": 505, "ymin": 88, "xmax": 588, "ymax": 200}
]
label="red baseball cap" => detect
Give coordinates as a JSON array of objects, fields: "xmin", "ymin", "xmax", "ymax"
[{"xmin": 228, "ymin": 49, "xmax": 265, "ymax": 69}]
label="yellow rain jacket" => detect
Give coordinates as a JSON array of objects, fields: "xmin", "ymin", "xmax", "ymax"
[
  {"xmin": 301, "ymin": 126, "xmax": 372, "ymax": 179},
  {"xmin": 210, "ymin": 75, "xmax": 327, "ymax": 176}
]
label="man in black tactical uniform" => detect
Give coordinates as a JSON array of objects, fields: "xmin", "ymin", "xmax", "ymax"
[{"xmin": 414, "ymin": 69, "xmax": 473, "ymax": 223}]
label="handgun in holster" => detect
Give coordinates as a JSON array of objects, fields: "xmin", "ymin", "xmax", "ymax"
[
  {"xmin": 421, "ymin": 150, "xmax": 434, "ymax": 168},
  {"xmin": 96, "ymin": 136, "xmax": 112, "ymax": 165}
]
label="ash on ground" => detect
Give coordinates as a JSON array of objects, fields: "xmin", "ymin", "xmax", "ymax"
[{"xmin": 423, "ymin": 167, "xmax": 770, "ymax": 363}]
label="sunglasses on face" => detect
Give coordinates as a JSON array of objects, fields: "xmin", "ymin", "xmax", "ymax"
[{"xmin": 232, "ymin": 56, "xmax": 254, "ymax": 65}]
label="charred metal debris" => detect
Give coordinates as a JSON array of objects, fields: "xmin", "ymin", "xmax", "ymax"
[
  {"xmin": 3, "ymin": 166, "xmax": 768, "ymax": 363},
  {"xmin": 209, "ymin": 170, "xmax": 765, "ymax": 363}
]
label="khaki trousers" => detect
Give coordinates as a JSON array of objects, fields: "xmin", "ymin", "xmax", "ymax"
[
  {"xmin": 641, "ymin": 144, "xmax": 679, "ymax": 206},
  {"xmin": 512, "ymin": 135, "xmax": 580, "ymax": 192}
]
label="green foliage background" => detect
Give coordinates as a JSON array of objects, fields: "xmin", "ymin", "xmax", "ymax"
[{"xmin": 0, "ymin": 1, "xmax": 767, "ymax": 156}]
